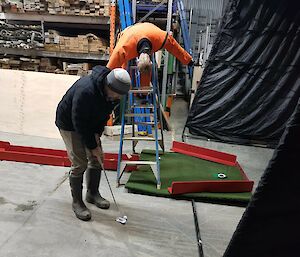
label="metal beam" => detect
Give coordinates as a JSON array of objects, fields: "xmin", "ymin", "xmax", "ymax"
[
  {"xmin": 0, "ymin": 12, "xmax": 110, "ymax": 25},
  {"xmin": 110, "ymin": 0, "xmax": 116, "ymax": 55},
  {"xmin": 132, "ymin": 0, "xmax": 137, "ymax": 23},
  {"xmin": 161, "ymin": 0, "xmax": 173, "ymax": 108},
  {"xmin": 0, "ymin": 47, "xmax": 109, "ymax": 61}
]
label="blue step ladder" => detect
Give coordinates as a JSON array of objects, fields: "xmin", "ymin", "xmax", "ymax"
[{"xmin": 116, "ymin": 0, "xmax": 165, "ymax": 189}]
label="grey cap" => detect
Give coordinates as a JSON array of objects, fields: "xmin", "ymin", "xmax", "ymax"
[{"xmin": 106, "ymin": 68, "xmax": 131, "ymax": 95}]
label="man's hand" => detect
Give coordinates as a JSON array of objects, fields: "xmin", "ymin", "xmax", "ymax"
[
  {"xmin": 91, "ymin": 134, "xmax": 104, "ymax": 166},
  {"xmin": 91, "ymin": 146, "xmax": 104, "ymax": 165},
  {"xmin": 188, "ymin": 59, "xmax": 195, "ymax": 67}
]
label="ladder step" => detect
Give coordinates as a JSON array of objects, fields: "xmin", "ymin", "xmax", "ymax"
[
  {"xmin": 121, "ymin": 160, "xmax": 157, "ymax": 165},
  {"xmin": 125, "ymin": 113, "xmax": 154, "ymax": 117},
  {"xmin": 130, "ymin": 105, "xmax": 154, "ymax": 108},
  {"xmin": 134, "ymin": 121, "xmax": 156, "ymax": 126},
  {"xmin": 129, "ymin": 89, "xmax": 153, "ymax": 93},
  {"xmin": 131, "ymin": 87, "xmax": 152, "ymax": 90},
  {"xmin": 123, "ymin": 137, "xmax": 155, "ymax": 141}
]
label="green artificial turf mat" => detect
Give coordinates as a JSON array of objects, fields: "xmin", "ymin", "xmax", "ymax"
[{"xmin": 125, "ymin": 150, "xmax": 252, "ymax": 206}]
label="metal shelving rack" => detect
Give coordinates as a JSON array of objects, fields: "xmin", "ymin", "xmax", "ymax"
[
  {"xmin": 0, "ymin": 12, "xmax": 110, "ymax": 25},
  {"xmin": 0, "ymin": 47, "xmax": 109, "ymax": 61},
  {"xmin": 0, "ymin": 11, "xmax": 111, "ymax": 62}
]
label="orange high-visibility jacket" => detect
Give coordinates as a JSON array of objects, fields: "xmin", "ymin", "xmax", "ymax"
[{"xmin": 107, "ymin": 22, "xmax": 192, "ymax": 70}]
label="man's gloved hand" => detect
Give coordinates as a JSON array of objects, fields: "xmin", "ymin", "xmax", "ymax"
[
  {"xmin": 92, "ymin": 134, "xmax": 104, "ymax": 164},
  {"xmin": 188, "ymin": 59, "xmax": 195, "ymax": 67},
  {"xmin": 91, "ymin": 146, "xmax": 104, "ymax": 165}
]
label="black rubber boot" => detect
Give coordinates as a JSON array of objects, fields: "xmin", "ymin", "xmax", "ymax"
[
  {"xmin": 69, "ymin": 175, "xmax": 91, "ymax": 221},
  {"xmin": 86, "ymin": 168, "xmax": 110, "ymax": 209}
]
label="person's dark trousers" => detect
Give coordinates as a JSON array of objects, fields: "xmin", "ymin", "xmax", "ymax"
[
  {"xmin": 85, "ymin": 168, "xmax": 110, "ymax": 209},
  {"xmin": 69, "ymin": 174, "xmax": 91, "ymax": 221}
]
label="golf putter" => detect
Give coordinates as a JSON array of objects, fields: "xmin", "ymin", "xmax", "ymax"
[{"xmin": 97, "ymin": 156, "xmax": 128, "ymax": 225}]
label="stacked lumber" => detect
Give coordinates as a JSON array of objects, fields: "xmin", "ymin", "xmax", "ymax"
[
  {"xmin": 0, "ymin": 0, "xmax": 24, "ymax": 13},
  {"xmin": 1, "ymin": 0, "xmax": 110, "ymax": 16},
  {"xmin": 44, "ymin": 29, "xmax": 61, "ymax": 51},
  {"xmin": 63, "ymin": 62, "xmax": 90, "ymax": 76},
  {"xmin": 39, "ymin": 57, "xmax": 60, "ymax": 72},
  {"xmin": 0, "ymin": 56, "xmax": 91, "ymax": 75},
  {"xmin": 60, "ymin": 35, "xmax": 89, "ymax": 53},
  {"xmin": 86, "ymin": 33, "xmax": 108, "ymax": 53},
  {"xmin": 46, "ymin": 0, "xmax": 110, "ymax": 16},
  {"xmin": 0, "ymin": 56, "xmax": 64, "ymax": 73},
  {"xmin": 23, "ymin": 0, "xmax": 47, "ymax": 12},
  {"xmin": 0, "ymin": 58, "xmax": 21, "ymax": 69},
  {"xmin": 0, "ymin": 57, "xmax": 40, "ymax": 71},
  {"xmin": 44, "ymin": 31, "xmax": 108, "ymax": 54}
]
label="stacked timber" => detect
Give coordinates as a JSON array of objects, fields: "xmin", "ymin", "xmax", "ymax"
[
  {"xmin": 86, "ymin": 33, "xmax": 108, "ymax": 53},
  {"xmin": 63, "ymin": 62, "xmax": 90, "ymax": 76},
  {"xmin": 0, "ymin": 0, "xmax": 24, "ymax": 13},
  {"xmin": 0, "ymin": 57, "xmax": 40, "ymax": 71},
  {"xmin": 23, "ymin": 0, "xmax": 47, "ymax": 12},
  {"xmin": 0, "ymin": 55, "xmax": 93, "ymax": 76},
  {"xmin": 44, "ymin": 30, "xmax": 61, "ymax": 51},
  {"xmin": 44, "ymin": 31, "xmax": 108, "ymax": 54},
  {"xmin": 39, "ymin": 57, "xmax": 60, "ymax": 72},
  {"xmin": 46, "ymin": 0, "xmax": 110, "ymax": 16},
  {"xmin": 59, "ymin": 35, "xmax": 89, "ymax": 53},
  {"xmin": 1, "ymin": 0, "xmax": 110, "ymax": 16}
]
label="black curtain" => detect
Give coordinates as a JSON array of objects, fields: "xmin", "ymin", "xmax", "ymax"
[
  {"xmin": 223, "ymin": 99, "xmax": 300, "ymax": 257},
  {"xmin": 186, "ymin": 0, "xmax": 300, "ymax": 147}
]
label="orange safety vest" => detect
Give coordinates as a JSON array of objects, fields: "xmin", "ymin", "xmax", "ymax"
[{"xmin": 107, "ymin": 22, "xmax": 192, "ymax": 87}]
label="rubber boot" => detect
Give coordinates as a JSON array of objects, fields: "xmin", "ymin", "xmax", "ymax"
[
  {"xmin": 86, "ymin": 168, "xmax": 110, "ymax": 209},
  {"xmin": 69, "ymin": 175, "xmax": 91, "ymax": 221}
]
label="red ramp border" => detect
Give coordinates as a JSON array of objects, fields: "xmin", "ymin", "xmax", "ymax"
[
  {"xmin": 168, "ymin": 141, "xmax": 254, "ymax": 194},
  {"xmin": 0, "ymin": 141, "xmax": 139, "ymax": 171},
  {"xmin": 168, "ymin": 180, "xmax": 254, "ymax": 194},
  {"xmin": 171, "ymin": 141, "xmax": 237, "ymax": 166}
]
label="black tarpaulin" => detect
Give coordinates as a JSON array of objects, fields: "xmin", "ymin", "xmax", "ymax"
[
  {"xmin": 186, "ymin": 0, "xmax": 300, "ymax": 147},
  {"xmin": 223, "ymin": 98, "xmax": 300, "ymax": 257}
]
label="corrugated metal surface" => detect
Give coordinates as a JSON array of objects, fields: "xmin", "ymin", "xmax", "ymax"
[
  {"xmin": 182, "ymin": 0, "xmax": 225, "ymax": 18},
  {"xmin": 180, "ymin": 0, "xmax": 228, "ymax": 60}
]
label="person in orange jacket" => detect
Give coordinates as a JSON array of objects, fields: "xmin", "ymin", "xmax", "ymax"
[{"xmin": 107, "ymin": 22, "xmax": 194, "ymax": 87}]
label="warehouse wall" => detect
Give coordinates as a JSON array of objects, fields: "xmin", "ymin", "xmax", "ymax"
[
  {"xmin": 0, "ymin": 69, "xmax": 78, "ymax": 138},
  {"xmin": 182, "ymin": 0, "xmax": 226, "ymax": 18},
  {"xmin": 182, "ymin": 0, "xmax": 227, "ymax": 60}
]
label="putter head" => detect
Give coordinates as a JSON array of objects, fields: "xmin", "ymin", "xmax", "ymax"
[{"xmin": 116, "ymin": 216, "xmax": 127, "ymax": 225}]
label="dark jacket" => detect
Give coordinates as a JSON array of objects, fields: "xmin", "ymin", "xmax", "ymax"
[{"xmin": 55, "ymin": 66, "xmax": 115, "ymax": 149}]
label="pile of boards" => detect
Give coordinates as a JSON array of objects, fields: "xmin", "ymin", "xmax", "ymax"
[
  {"xmin": 0, "ymin": 56, "xmax": 90, "ymax": 76},
  {"xmin": 0, "ymin": 0, "xmax": 110, "ymax": 16},
  {"xmin": 47, "ymin": 0, "xmax": 110, "ymax": 16},
  {"xmin": 44, "ymin": 30, "xmax": 108, "ymax": 54}
]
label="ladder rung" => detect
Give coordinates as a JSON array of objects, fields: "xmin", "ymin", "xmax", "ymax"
[
  {"xmin": 121, "ymin": 161, "xmax": 157, "ymax": 165},
  {"xmin": 129, "ymin": 89, "xmax": 153, "ymax": 93},
  {"xmin": 131, "ymin": 87, "xmax": 152, "ymax": 90},
  {"xmin": 125, "ymin": 113, "xmax": 154, "ymax": 117},
  {"xmin": 130, "ymin": 105, "xmax": 154, "ymax": 108},
  {"xmin": 123, "ymin": 137, "xmax": 155, "ymax": 141},
  {"xmin": 134, "ymin": 121, "xmax": 156, "ymax": 126}
]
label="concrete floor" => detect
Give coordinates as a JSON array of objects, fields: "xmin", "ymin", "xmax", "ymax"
[{"xmin": 0, "ymin": 98, "xmax": 274, "ymax": 257}]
